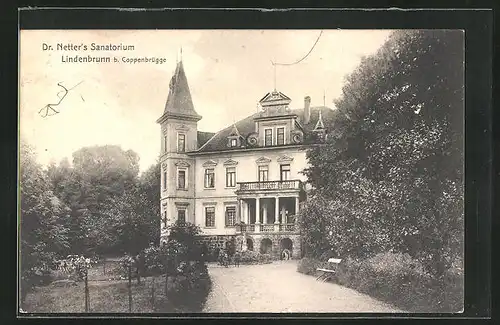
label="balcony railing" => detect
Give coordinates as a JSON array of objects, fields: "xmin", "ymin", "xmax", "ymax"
[
  {"xmin": 237, "ymin": 223, "xmax": 298, "ymax": 234},
  {"xmin": 260, "ymin": 224, "xmax": 275, "ymax": 232},
  {"xmin": 237, "ymin": 180, "xmax": 302, "ymax": 192},
  {"xmin": 279, "ymin": 223, "xmax": 297, "ymax": 232}
]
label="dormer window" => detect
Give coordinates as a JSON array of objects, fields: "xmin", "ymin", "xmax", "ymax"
[{"xmin": 227, "ymin": 124, "xmax": 241, "ymax": 148}]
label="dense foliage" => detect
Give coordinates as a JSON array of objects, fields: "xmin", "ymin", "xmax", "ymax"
[
  {"xmin": 117, "ymin": 223, "xmax": 211, "ymax": 312},
  {"xmin": 300, "ymin": 30, "xmax": 464, "ymax": 281},
  {"xmin": 44, "ymin": 145, "xmax": 160, "ymax": 256},
  {"xmin": 166, "ymin": 261, "xmax": 212, "ymax": 311},
  {"xmin": 19, "ymin": 142, "xmax": 71, "ymax": 303},
  {"xmin": 153, "ymin": 222, "xmax": 211, "ymax": 312},
  {"xmin": 297, "ymin": 253, "xmax": 463, "ymax": 312},
  {"xmin": 20, "ymin": 143, "xmax": 161, "ymax": 302}
]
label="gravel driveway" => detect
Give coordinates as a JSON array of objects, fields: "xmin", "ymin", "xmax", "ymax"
[{"xmin": 203, "ymin": 261, "xmax": 404, "ymax": 313}]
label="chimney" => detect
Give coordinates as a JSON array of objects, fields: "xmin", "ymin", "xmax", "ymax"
[{"xmin": 304, "ymin": 96, "xmax": 311, "ymax": 124}]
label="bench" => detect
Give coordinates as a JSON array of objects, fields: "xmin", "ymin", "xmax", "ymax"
[{"xmin": 316, "ymin": 258, "xmax": 342, "ymax": 282}]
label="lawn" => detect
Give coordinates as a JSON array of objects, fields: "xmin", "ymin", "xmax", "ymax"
[{"xmin": 22, "ymin": 260, "xmax": 187, "ymax": 313}]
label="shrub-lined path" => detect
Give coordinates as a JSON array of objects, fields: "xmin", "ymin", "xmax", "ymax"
[{"xmin": 203, "ymin": 260, "xmax": 404, "ymax": 313}]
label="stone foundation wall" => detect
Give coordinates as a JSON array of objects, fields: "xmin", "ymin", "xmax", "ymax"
[
  {"xmin": 246, "ymin": 234, "xmax": 302, "ymax": 260},
  {"xmin": 195, "ymin": 235, "xmax": 236, "ymax": 251},
  {"xmin": 193, "ymin": 234, "xmax": 302, "ymax": 260}
]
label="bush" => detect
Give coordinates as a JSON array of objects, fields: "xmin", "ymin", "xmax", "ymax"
[
  {"xmin": 297, "ymin": 252, "xmax": 463, "ymax": 313},
  {"xmin": 131, "ymin": 242, "xmax": 212, "ymax": 312},
  {"xmin": 239, "ymin": 251, "xmax": 272, "ymax": 265},
  {"xmin": 297, "ymin": 257, "xmax": 326, "ymax": 276},
  {"xmin": 143, "ymin": 245, "xmax": 165, "ymax": 276},
  {"xmin": 167, "ymin": 261, "xmax": 212, "ymax": 312},
  {"xmin": 259, "ymin": 253, "xmax": 272, "ymax": 264}
]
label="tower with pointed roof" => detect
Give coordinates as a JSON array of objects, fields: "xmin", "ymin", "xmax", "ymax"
[{"xmin": 156, "ymin": 59, "xmax": 202, "ymax": 242}]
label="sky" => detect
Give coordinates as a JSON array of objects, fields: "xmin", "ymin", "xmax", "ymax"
[{"xmin": 20, "ymin": 29, "xmax": 391, "ymax": 172}]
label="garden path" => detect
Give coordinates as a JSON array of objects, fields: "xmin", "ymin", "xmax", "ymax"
[{"xmin": 203, "ymin": 260, "xmax": 404, "ymax": 313}]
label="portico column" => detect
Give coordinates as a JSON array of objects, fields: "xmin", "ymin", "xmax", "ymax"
[
  {"xmin": 295, "ymin": 196, "xmax": 300, "ymax": 222},
  {"xmin": 239, "ymin": 199, "xmax": 243, "ymax": 224},
  {"xmin": 255, "ymin": 198, "xmax": 260, "ymax": 224},
  {"xmin": 274, "ymin": 197, "xmax": 280, "ymax": 224},
  {"xmin": 242, "ymin": 200, "xmax": 247, "ymax": 224},
  {"xmin": 246, "ymin": 202, "xmax": 250, "ymax": 224},
  {"xmin": 263, "ymin": 201, "xmax": 268, "ymax": 224}
]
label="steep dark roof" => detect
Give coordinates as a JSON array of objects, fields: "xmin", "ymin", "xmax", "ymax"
[
  {"xmin": 197, "ymin": 131, "xmax": 216, "ymax": 149},
  {"xmin": 162, "ymin": 61, "xmax": 201, "ymax": 118},
  {"xmin": 196, "ymin": 106, "xmax": 339, "ymax": 153},
  {"xmin": 228, "ymin": 124, "xmax": 241, "ymax": 137}
]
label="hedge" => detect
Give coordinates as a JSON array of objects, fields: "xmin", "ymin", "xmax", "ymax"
[{"xmin": 239, "ymin": 251, "xmax": 272, "ymax": 265}]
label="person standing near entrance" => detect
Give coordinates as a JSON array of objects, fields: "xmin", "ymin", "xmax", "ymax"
[{"xmin": 281, "ymin": 249, "xmax": 290, "ymax": 260}]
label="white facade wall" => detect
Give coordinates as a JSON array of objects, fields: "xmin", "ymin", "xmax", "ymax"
[{"xmin": 192, "ymin": 147, "xmax": 309, "ymax": 235}]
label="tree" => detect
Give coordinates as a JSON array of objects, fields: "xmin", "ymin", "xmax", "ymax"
[
  {"xmin": 19, "ymin": 141, "xmax": 70, "ymax": 303},
  {"xmin": 166, "ymin": 221, "xmax": 202, "ymax": 262},
  {"xmin": 47, "ymin": 145, "xmax": 142, "ymax": 255},
  {"xmin": 301, "ymin": 30, "xmax": 464, "ymax": 279},
  {"xmin": 101, "ymin": 186, "xmax": 158, "ymax": 255},
  {"xmin": 138, "ymin": 161, "xmax": 161, "ymax": 245}
]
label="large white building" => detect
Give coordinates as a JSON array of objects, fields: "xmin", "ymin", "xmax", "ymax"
[{"xmin": 157, "ymin": 60, "xmax": 335, "ymax": 259}]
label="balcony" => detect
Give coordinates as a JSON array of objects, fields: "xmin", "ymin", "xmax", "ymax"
[
  {"xmin": 236, "ymin": 223, "xmax": 299, "ymax": 234},
  {"xmin": 236, "ymin": 180, "xmax": 302, "ymax": 193}
]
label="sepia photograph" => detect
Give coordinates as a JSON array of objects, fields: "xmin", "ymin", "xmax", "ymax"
[{"xmin": 18, "ymin": 28, "xmax": 464, "ymax": 314}]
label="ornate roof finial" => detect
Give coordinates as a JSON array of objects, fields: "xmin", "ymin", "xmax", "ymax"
[
  {"xmin": 271, "ymin": 58, "xmax": 277, "ymax": 92},
  {"xmin": 273, "ymin": 61, "xmax": 276, "ymax": 91},
  {"xmin": 314, "ymin": 109, "xmax": 325, "ymax": 131},
  {"xmin": 229, "ymin": 123, "xmax": 241, "ymax": 137}
]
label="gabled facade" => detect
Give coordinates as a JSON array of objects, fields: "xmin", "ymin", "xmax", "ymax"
[{"xmin": 157, "ymin": 60, "xmax": 336, "ymax": 259}]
